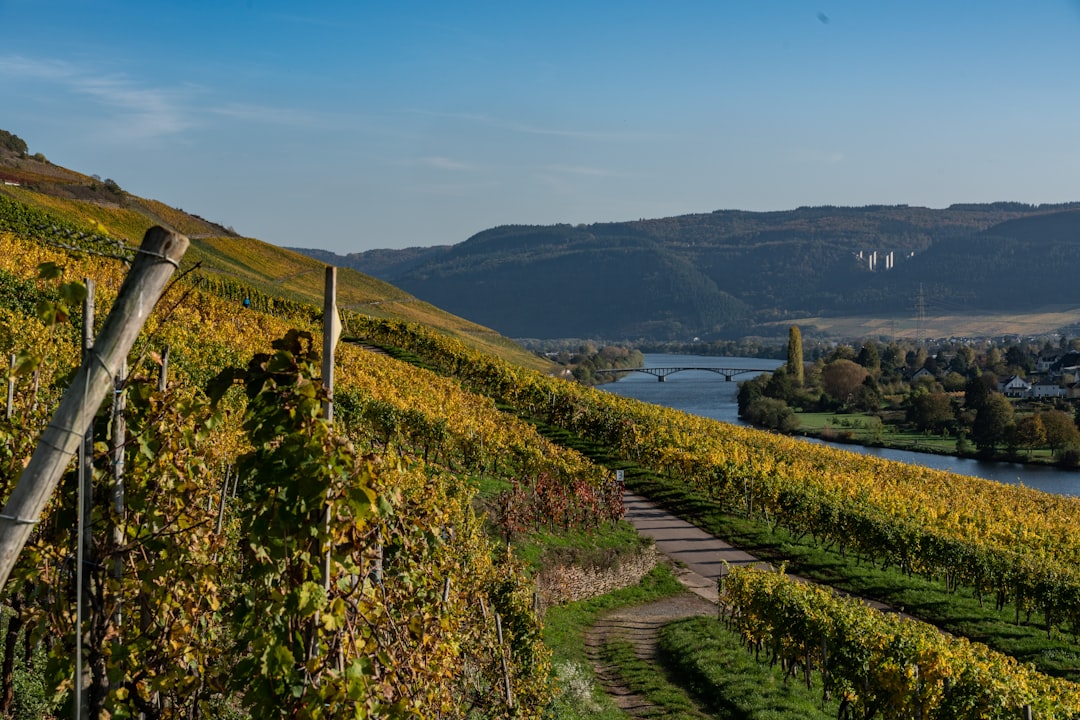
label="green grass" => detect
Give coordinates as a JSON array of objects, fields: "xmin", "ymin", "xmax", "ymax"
[
  {"xmin": 657, "ymin": 617, "xmax": 839, "ymax": 719},
  {"xmin": 544, "ymin": 564, "xmax": 841, "ymax": 720},
  {"xmin": 599, "ymin": 639, "xmax": 710, "ymax": 719},
  {"xmin": 795, "ymin": 411, "xmax": 1062, "ymax": 462},
  {"xmin": 513, "ymin": 521, "xmax": 652, "ymax": 575},
  {"xmin": 543, "ymin": 565, "xmax": 685, "ymax": 720}
]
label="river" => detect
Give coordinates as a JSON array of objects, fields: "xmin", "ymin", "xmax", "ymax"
[{"xmin": 601, "ymin": 353, "xmax": 1080, "ymax": 497}]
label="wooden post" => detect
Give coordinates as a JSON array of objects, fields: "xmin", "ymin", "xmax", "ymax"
[
  {"xmin": 321, "ymin": 266, "xmax": 338, "ymax": 593},
  {"xmin": 0, "ymin": 227, "xmax": 188, "ymax": 591},
  {"xmin": 110, "ymin": 362, "xmax": 127, "ymax": 629},
  {"xmin": 5, "ymin": 354, "xmax": 13, "ymax": 421},
  {"xmin": 496, "ymin": 613, "xmax": 513, "ymax": 708},
  {"xmin": 75, "ymin": 278, "xmax": 95, "ymax": 720},
  {"xmin": 322, "ymin": 266, "xmax": 338, "ymax": 424},
  {"xmin": 215, "ymin": 466, "xmax": 231, "ymax": 535},
  {"xmin": 157, "ymin": 344, "xmax": 170, "ymax": 393}
]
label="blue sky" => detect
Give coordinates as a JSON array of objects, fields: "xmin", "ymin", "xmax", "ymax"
[{"xmin": 2, "ymin": 1, "xmax": 1080, "ymax": 253}]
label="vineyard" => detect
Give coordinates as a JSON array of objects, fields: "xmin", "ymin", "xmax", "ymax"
[
  {"xmin": 352, "ymin": 316, "xmax": 1080, "ymax": 715},
  {"xmin": 6, "ymin": 185, "xmax": 1080, "ymax": 717},
  {"xmin": 0, "ymin": 194, "xmax": 621, "ymax": 718}
]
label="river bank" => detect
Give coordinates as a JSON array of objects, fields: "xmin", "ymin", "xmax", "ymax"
[
  {"xmin": 602, "ymin": 353, "xmax": 1080, "ymax": 496},
  {"xmin": 790, "ymin": 410, "xmax": 1080, "ymax": 470}
]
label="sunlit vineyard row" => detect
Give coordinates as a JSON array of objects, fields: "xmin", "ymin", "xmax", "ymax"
[
  {"xmin": 722, "ymin": 568, "xmax": 1080, "ymax": 719},
  {"xmin": 354, "ymin": 317, "xmax": 1080, "ymax": 641}
]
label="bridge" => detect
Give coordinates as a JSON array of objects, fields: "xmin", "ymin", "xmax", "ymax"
[{"xmin": 594, "ymin": 366, "xmax": 768, "ymax": 382}]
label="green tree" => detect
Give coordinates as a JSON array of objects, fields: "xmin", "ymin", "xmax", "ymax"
[
  {"xmin": 1040, "ymin": 409, "xmax": 1080, "ymax": 454},
  {"xmin": 1013, "ymin": 414, "xmax": 1046, "ymax": 458},
  {"xmin": 964, "ymin": 372, "xmax": 994, "ymax": 412},
  {"xmin": 821, "ymin": 359, "xmax": 870, "ymax": 407},
  {"xmin": 948, "ymin": 346, "xmax": 976, "ymax": 375},
  {"xmin": 971, "ymin": 394, "xmax": 1014, "ymax": 454},
  {"xmin": 787, "ymin": 325, "xmax": 804, "ymax": 386},
  {"xmin": 0, "ymin": 129, "xmax": 28, "ymax": 154},
  {"xmin": 908, "ymin": 391, "xmax": 954, "ymax": 434},
  {"xmin": 880, "ymin": 342, "xmax": 905, "ymax": 378},
  {"xmin": 856, "ymin": 342, "xmax": 880, "ymax": 372},
  {"xmin": 744, "ymin": 396, "xmax": 799, "ymax": 432}
]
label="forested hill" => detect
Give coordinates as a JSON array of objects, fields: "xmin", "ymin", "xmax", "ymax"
[{"xmin": 293, "ymin": 203, "xmax": 1080, "ymax": 341}]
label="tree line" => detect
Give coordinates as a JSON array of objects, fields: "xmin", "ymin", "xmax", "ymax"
[{"xmin": 738, "ymin": 327, "xmax": 1080, "ymax": 463}]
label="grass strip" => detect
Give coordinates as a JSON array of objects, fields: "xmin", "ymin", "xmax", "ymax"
[
  {"xmin": 599, "ymin": 638, "xmax": 709, "ymax": 719},
  {"xmin": 656, "ymin": 616, "xmax": 838, "ymax": 719},
  {"xmin": 542, "ymin": 565, "xmax": 684, "ymax": 720}
]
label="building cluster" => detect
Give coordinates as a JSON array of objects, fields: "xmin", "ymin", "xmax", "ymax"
[{"xmin": 998, "ymin": 351, "xmax": 1080, "ymax": 399}]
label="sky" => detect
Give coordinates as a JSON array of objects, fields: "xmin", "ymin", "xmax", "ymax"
[{"xmin": 2, "ymin": 1, "xmax": 1080, "ymax": 254}]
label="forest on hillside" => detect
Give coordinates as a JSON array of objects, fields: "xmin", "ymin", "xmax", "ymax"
[{"xmin": 296, "ymin": 203, "xmax": 1080, "ymax": 341}]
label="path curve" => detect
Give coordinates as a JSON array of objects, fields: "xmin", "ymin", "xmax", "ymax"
[
  {"xmin": 582, "ymin": 493, "xmax": 764, "ymax": 716},
  {"xmin": 583, "ymin": 492, "xmax": 902, "ymax": 715}
]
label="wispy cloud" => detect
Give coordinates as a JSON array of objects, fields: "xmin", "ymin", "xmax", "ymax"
[
  {"xmin": 402, "ymin": 108, "xmax": 663, "ymax": 142},
  {"xmin": 209, "ymin": 102, "xmax": 318, "ymax": 127},
  {"xmin": 0, "ymin": 54, "xmax": 316, "ymax": 141},
  {"xmin": 417, "ymin": 156, "xmax": 475, "ymax": 171},
  {"xmin": 544, "ymin": 164, "xmax": 621, "ymax": 177},
  {"xmin": 0, "ymin": 55, "xmax": 193, "ymax": 140}
]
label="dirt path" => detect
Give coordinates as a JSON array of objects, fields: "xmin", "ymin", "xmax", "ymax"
[
  {"xmin": 583, "ymin": 492, "xmax": 900, "ymax": 715},
  {"xmin": 584, "ymin": 591, "xmax": 717, "ymax": 717},
  {"xmin": 581, "ymin": 493, "xmax": 752, "ymax": 716}
]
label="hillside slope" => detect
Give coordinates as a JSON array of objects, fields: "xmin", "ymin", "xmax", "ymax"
[{"xmin": 0, "ymin": 146, "xmax": 549, "ymax": 371}]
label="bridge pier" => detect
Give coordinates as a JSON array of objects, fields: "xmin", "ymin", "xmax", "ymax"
[{"xmin": 658, "ymin": 375, "xmax": 665, "ymax": 382}]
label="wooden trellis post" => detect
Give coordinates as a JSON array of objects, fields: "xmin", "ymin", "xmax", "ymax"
[{"xmin": 0, "ymin": 227, "xmax": 189, "ymax": 592}]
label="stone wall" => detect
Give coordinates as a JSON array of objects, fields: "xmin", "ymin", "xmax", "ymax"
[{"xmin": 536, "ymin": 545, "xmax": 658, "ymax": 607}]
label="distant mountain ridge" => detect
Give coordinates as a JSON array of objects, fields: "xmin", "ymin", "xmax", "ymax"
[{"xmin": 291, "ymin": 202, "xmax": 1080, "ymax": 341}]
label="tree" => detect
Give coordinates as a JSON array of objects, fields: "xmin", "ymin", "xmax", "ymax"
[
  {"xmin": 0, "ymin": 129, "xmax": 27, "ymax": 155},
  {"xmin": 905, "ymin": 347, "xmax": 928, "ymax": 373},
  {"xmin": 881, "ymin": 342, "xmax": 905, "ymax": 378},
  {"xmin": 908, "ymin": 391, "xmax": 954, "ymax": 434},
  {"xmin": 984, "ymin": 347, "xmax": 1005, "ymax": 375},
  {"xmin": 787, "ymin": 325, "xmax": 804, "ymax": 386},
  {"xmin": 949, "ymin": 346, "xmax": 975, "ymax": 375},
  {"xmin": 1040, "ymin": 409, "xmax": 1080, "ymax": 453},
  {"xmin": 1004, "ymin": 344, "xmax": 1033, "ymax": 374},
  {"xmin": 971, "ymin": 394, "xmax": 1014, "ymax": 454},
  {"xmin": 1013, "ymin": 414, "xmax": 1046, "ymax": 458},
  {"xmin": 744, "ymin": 396, "xmax": 799, "ymax": 432},
  {"xmin": 821, "ymin": 359, "xmax": 870, "ymax": 406},
  {"xmin": 964, "ymin": 372, "xmax": 994, "ymax": 412},
  {"xmin": 856, "ymin": 342, "xmax": 880, "ymax": 372}
]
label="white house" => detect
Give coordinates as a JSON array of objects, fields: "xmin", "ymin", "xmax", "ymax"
[
  {"xmin": 998, "ymin": 375, "xmax": 1032, "ymax": 397},
  {"xmin": 1028, "ymin": 378, "xmax": 1068, "ymax": 399}
]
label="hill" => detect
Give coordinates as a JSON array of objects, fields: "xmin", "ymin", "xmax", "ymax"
[
  {"xmin": 297, "ymin": 203, "xmax": 1080, "ymax": 342},
  {"xmin": 0, "ymin": 143, "xmax": 549, "ymax": 371}
]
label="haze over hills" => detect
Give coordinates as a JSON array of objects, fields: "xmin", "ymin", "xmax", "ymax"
[{"xmin": 292, "ymin": 203, "xmax": 1080, "ymax": 342}]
